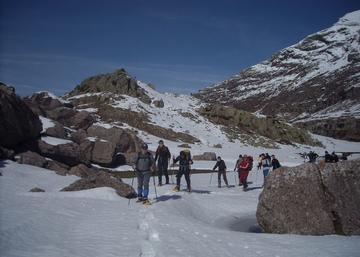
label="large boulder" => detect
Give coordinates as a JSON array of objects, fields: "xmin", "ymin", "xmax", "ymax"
[
  {"xmin": 256, "ymin": 160, "xmax": 360, "ymax": 235},
  {"xmin": 37, "ymin": 140, "xmax": 89, "ymax": 166},
  {"xmin": 193, "ymin": 152, "xmax": 217, "ymax": 161},
  {"xmin": 67, "ymin": 164, "xmax": 97, "ymax": 178},
  {"xmin": 17, "ymin": 151, "xmax": 48, "ymax": 168},
  {"xmin": 91, "ymin": 140, "xmax": 117, "ymax": 166},
  {"xmin": 45, "ymin": 159, "xmax": 70, "ymax": 176},
  {"xmin": 0, "ymin": 83, "xmax": 42, "ymax": 149},
  {"xmin": 86, "ymin": 125, "xmax": 143, "ymax": 164},
  {"xmin": 61, "ymin": 171, "xmax": 137, "ymax": 198},
  {"xmin": 45, "ymin": 122, "xmax": 67, "ymax": 139}
]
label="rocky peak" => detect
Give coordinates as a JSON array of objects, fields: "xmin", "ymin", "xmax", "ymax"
[{"xmin": 66, "ymin": 69, "xmax": 151, "ymax": 104}]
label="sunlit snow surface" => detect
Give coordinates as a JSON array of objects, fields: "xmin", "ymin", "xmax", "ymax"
[{"xmin": 1, "ymin": 160, "xmax": 360, "ymax": 257}]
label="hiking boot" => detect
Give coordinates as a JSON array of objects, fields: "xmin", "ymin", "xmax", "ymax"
[
  {"xmin": 187, "ymin": 186, "xmax": 192, "ymax": 192},
  {"xmin": 218, "ymin": 185, "xmax": 221, "ymax": 188},
  {"xmin": 165, "ymin": 180, "xmax": 169, "ymax": 184},
  {"xmin": 136, "ymin": 197, "xmax": 144, "ymax": 203},
  {"xmin": 157, "ymin": 182, "xmax": 162, "ymax": 187}
]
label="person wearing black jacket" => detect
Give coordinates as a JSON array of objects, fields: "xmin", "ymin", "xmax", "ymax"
[
  {"xmin": 324, "ymin": 151, "xmax": 332, "ymax": 163},
  {"xmin": 155, "ymin": 140, "xmax": 171, "ymax": 186},
  {"xmin": 173, "ymin": 150, "xmax": 193, "ymax": 192},
  {"xmin": 213, "ymin": 156, "xmax": 229, "ymax": 188},
  {"xmin": 271, "ymin": 155, "xmax": 281, "ymax": 170}
]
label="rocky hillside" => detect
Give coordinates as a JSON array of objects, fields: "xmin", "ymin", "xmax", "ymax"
[
  {"xmin": 193, "ymin": 10, "xmax": 360, "ymax": 141},
  {"xmin": 62, "ymin": 69, "xmax": 319, "ymax": 148}
]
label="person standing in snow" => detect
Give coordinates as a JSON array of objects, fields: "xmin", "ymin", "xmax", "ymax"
[
  {"xmin": 234, "ymin": 154, "xmax": 243, "ymax": 186},
  {"xmin": 261, "ymin": 153, "xmax": 271, "ymax": 184},
  {"xmin": 324, "ymin": 151, "xmax": 332, "ymax": 163},
  {"xmin": 155, "ymin": 140, "xmax": 171, "ymax": 186},
  {"xmin": 331, "ymin": 152, "xmax": 339, "ymax": 163},
  {"xmin": 271, "ymin": 155, "xmax": 281, "ymax": 170},
  {"xmin": 213, "ymin": 156, "xmax": 229, "ymax": 188},
  {"xmin": 173, "ymin": 150, "xmax": 193, "ymax": 192},
  {"xmin": 257, "ymin": 154, "xmax": 263, "ymax": 170},
  {"xmin": 238, "ymin": 155, "xmax": 251, "ymax": 191},
  {"xmin": 133, "ymin": 143, "xmax": 155, "ymax": 204}
]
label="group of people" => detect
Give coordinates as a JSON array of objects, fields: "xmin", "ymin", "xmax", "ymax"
[
  {"xmin": 133, "ymin": 140, "xmax": 193, "ymax": 204},
  {"xmin": 133, "ymin": 140, "xmax": 282, "ymax": 204}
]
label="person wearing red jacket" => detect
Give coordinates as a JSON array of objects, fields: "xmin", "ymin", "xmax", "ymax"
[{"xmin": 238, "ymin": 155, "xmax": 250, "ymax": 191}]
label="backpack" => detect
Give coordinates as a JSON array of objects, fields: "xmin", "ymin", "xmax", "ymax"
[{"xmin": 248, "ymin": 156, "xmax": 253, "ymax": 170}]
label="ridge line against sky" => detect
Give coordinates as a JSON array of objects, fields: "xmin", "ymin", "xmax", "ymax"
[{"xmin": 1, "ymin": 0, "xmax": 360, "ymax": 96}]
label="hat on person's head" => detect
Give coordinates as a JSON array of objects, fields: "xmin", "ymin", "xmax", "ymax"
[
  {"xmin": 217, "ymin": 156, "xmax": 221, "ymax": 159},
  {"xmin": 141, "ymin": 143, "xmax": 148, "ymax": 150},
  {"xmin": 158, "ymin": 140, "xmax": 164, "ymax": 144},
  {"xmin": 239, "ymin": 154, "xmax": 242, "ymax": 158}
]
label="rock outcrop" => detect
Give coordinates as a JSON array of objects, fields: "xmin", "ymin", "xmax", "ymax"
[
  {"xmin": 17, "ymin": 151, "xmax": 48, "ymax": 168},
  {"xmin": 193, "ymin": 152, "xmax": 217, "ymax": 161},
  {"xmin": 61, "ymin": 171, "xmax": 137, "ymax": 198},
  {"xmin": 256, "ymin": 160, "xmax": 360, "ymax": 235},
  {"xmin": 199, "ymin": 104, "xmax": 320, "ymax": 146},
  {"xmin": 67, "ymin": 69, "xmax": 151, "ymax": 104},
  {"xmin": 0, "ymin": 83, "xmax": 42, "ymax": 149}
]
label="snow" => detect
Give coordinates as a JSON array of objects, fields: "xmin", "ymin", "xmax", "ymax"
[
  {"xmin": 78, "ymin": 107, "xmax": 98, "ymax": 113},
  {"xmin": 41, "ymin": 136, "xmax": 73, "ymax": 146},
  {"xmin": 39, "ymin": 116, "xmax": 55, "ymax": 133},
  {"xmin": 1, "ymin": 160, "xmax": 360, "ymax": 257}
]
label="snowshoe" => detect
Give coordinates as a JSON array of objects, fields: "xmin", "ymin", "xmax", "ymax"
[{"xmin": 143, "ymin": 199, "xmax": 152, "ymax": 205}]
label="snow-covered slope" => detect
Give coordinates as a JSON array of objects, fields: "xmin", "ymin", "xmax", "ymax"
[
  {"xmin": 1, "ymin": 159, "xmax": 360, "ymax": 257},
  {"xmin": 194, "ymin": 10, "xmax": 360, "ymax": 138}
]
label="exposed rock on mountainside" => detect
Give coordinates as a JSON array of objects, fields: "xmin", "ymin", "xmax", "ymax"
[
  {"xmin": 0, "ymin": 83, "xmax": 42, "ymax": 149},
  {"xmin": 295, "ymin": 117, "xmax": 360, "ymax": 141},
  {"xmin": 67, "ymin": 68, "xmax": 151, "ymax": 104},
  {"xmin": 199, "ymin": 104, "xmax": 321, "ymax": 146},
  {"xmin": 194, "ymin": 11, "xmax": 360, "ymax": 141},
  {"xmin": 257, "ymin": 160, "xmax": 360, "ymax": 235},
  {"xmin": 61, "ymin": 171, "xmax": 137, "ymax": 198}
]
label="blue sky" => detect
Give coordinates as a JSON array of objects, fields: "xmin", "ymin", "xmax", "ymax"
[{"xmin": 1, "ymin": 0, "xmax": 359, "ymax": 96}]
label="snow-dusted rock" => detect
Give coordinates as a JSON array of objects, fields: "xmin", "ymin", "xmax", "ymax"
[
  {"xmin": 257, "ymin": 160, "xmax": 360, "ymax": 235},
  {"xmin": 61, "ymin": 171, "xmax": 137, "ymax": 198}
]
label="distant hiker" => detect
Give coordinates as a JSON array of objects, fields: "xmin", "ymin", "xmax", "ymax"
[
  {"xmin": 341, "ymin": 153, "xmax": 348, "ymax": 161},
  {"xmin": 257, "ymin": 154, "xmax": 262, "ymax": 170},
  {"xmin": 238, "ymin": 155, "xmax": 251, "ymax": 191},
  {"xmin": 271, "ymin": 155, "xmax": 281, "ymax": 170},
  {"xmin": 261, "ymin": 153, "xmax": 271, "ymax": 182},
  {"xmin": 331, "ymin": 152, "xmax": 339, "ymax": 163},
  {"xmin": 133, "ymin": 143, "xmax": 155, "ymax": 204},
  {"xmin": 213, "ymin": 156, "xmax": 229, "ymax": 188},
  {"xmin": 234, "ymin": 154, "xmax": 243, "ymax": 171},
  {"xmin": 173, "ymin": 150, "xmax": 193, "ymax": 192},
  {"xmin": 155, "ymin": 140, "xmax": 171, "ymax": 186},
  {"xmin": 324, "ymin": 151, "xmax": 332, "ymax": 162},
  {"xmin": 308, "ymin": 151, "xmax": 318, "ymax": 163}
]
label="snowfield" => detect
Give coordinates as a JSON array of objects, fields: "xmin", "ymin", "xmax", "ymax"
[{"xmin": 1, "ymin": 153, "xmax": 360, "ymax": 257}]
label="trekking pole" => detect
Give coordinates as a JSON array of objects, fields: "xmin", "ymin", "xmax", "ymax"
[
  {"xmin": 152, "ymin": 171, "xmax": 158, "ymax": 200},
  {"xmin": 209, "ymin": 171, "xmax": 213, "ymax": 185},
  {"xmin": 234, "ymin": 170, "xmax": 237, "ymax": 186},
  {"xmin": 128, "ymin": 168, "xmax": 136, "ymax": 206}
]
